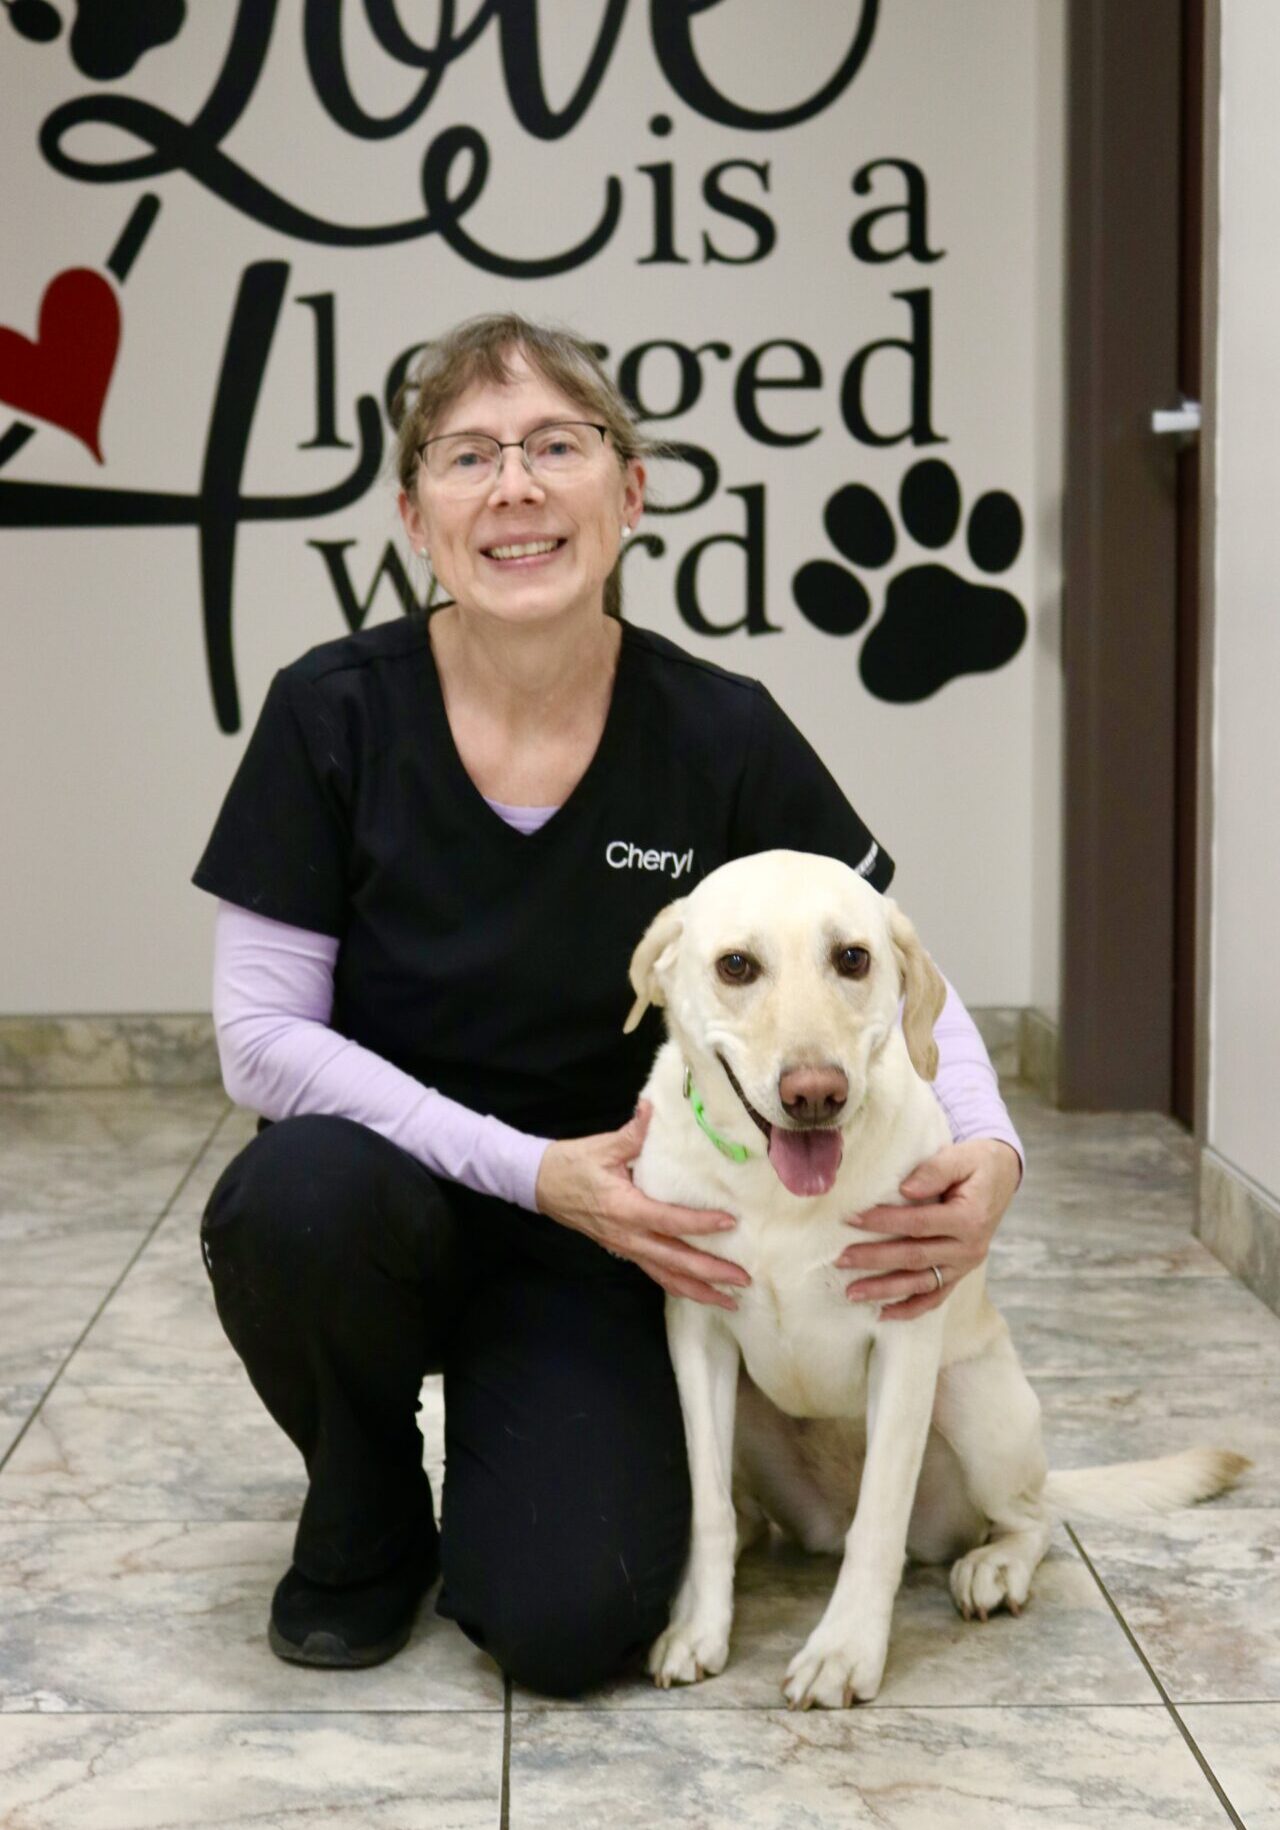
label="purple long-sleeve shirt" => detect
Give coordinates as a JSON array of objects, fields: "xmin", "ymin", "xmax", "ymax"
[{"xmin": 211, "ymin": 802, "xmax": 1023, "ymax": 1210}]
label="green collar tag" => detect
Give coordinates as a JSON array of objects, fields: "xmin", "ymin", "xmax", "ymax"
[{"xmin": 683, "ymin": 1065, "xmax": 754, "ymax": 1163}]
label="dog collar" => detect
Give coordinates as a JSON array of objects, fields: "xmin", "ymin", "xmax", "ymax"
[{"xmin": 683, "ymin": 1065, "xmax": 755, "ymax": 1163}]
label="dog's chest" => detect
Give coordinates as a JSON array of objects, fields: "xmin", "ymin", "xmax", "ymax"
[{"xmin": 728, "ymin": 1231, "xmax": 877, "ymax": 1420}]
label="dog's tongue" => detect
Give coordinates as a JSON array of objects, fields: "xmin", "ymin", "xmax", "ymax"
[{"xmin": 767, "ymin": 1126, "xmax": 844, "ymax": 1196}]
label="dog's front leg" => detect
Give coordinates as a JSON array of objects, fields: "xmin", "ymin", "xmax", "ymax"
[
  {"xmin": 648, "ymin": 1297, "xmax": 741, "ymax": 1687},
  {"xmin": 783, "ymin": 1318, "xmax": 942, "ymax": 1708}
]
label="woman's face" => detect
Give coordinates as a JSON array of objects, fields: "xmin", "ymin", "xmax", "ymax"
[{"xmin": 399, "ymin": 347, "xmax": 645, "ymax": 630}]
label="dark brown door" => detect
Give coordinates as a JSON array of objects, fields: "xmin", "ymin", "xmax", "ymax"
[{"xmin": 1061, "ymin": 0, "xmax": 1198, "ymax": 1115}]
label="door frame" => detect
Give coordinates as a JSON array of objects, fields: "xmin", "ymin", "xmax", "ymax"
[{"xmin": 1192, "ymin": 0, "xmax": 1219, "ymax": 1148}]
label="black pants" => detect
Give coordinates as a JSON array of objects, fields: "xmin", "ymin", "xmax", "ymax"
[{"xmin": 199, "ymin": 1113, "xmax": 692, "ymax": 1697}]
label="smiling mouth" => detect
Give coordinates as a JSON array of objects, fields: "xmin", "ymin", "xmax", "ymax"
[
  {"xmin": 716, "ymin": 1052, "xmax": 844, "ymax": 1197},
  {"xmin": 482, "ymin": 538, "xmax": 567, "ymax": 565}
]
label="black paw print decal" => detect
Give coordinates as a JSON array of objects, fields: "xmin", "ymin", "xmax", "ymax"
[
  {"xmin": 792, "ymin": 458, "xmax": 1027, "ymax": 703},
  {"xmin": 4, "ymin": 0, "xmax": 185, "ymax": 77}
]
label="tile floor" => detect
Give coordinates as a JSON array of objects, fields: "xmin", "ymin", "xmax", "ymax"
[{"xmin": 0, "ymin": 1083, "xmax": 1276, "ymax": 1828}]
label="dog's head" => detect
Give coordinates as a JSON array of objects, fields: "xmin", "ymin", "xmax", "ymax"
[{"xmin": 624, "ymin": 850, "xmax": 946, "ymax": 1197}]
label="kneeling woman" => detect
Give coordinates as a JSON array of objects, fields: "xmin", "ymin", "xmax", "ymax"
[{"xmin": 194, "ymin": 310, "xmax": 1023, "ymax": 1695}]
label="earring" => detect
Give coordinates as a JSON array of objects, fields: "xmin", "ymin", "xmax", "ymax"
[{"xmin": 620, "ymin": 524, "xmax": 630, "ymax": 537}]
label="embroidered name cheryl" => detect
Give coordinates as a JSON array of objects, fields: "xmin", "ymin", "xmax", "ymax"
[{"xmin": 606, "ymin": 840, "xmax": 694, "ymax": 880}]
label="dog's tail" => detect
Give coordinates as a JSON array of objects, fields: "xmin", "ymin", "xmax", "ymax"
[{"xmin": 1043, "ymin": 1447, "xmax": 1251, "ymax": 1520}]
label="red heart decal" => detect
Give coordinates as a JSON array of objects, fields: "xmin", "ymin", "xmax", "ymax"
[{"xmin": 0, "ymin": 268, "xmax": 121, "ymax": 463}]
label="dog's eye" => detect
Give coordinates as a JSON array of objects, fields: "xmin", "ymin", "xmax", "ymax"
[
  {"xmin": 716, "ymin": 952, "xmax": 758, "ymax": 985},
  {"xmin": 834, "ymin": 945, "xmax": 871, "ymax": 979}
]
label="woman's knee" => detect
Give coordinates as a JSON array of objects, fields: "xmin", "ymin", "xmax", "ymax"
[
  {"xmin": 201, "ymin": 1114, "xmax": 424, "ymax": 1283},
  {"xmin": 466, "ymin": 1564, "xmax": 672, "ymax": 1698},
  {"xmin": 441, "ymin": 1493, "xmax": 689, "ymax": 1698},
  {"xmin": 204, "ymin": 1113, "xmax": 354, "ymax": 1228}
]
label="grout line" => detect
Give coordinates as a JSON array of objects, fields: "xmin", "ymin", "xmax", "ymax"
[
  {"xmin": 1065, "ymin": 1521, "xmax": 1247, "ymax": 1830},
  {"xmin": 0, "ymin": 1699, "xmax": 1267, "ymax": 1717},
  {"xmin": 496, "ymin": 1696, "xmax": 1265, "ymax": 1716},
  {"xmin": 0, "ymin": 1105, "xmax": 235, "ymax": 1480},
  {"xmin": 0, "ymin": 1706, "xmax": 506, "ymax": 1718},
  {"xmin": 500, "ymin": 1674, "xmax": 512, "ymax": 1829}
]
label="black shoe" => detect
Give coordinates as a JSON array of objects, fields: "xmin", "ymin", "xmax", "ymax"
[{"xmin": 268, "ymin": 1530, "xmax": 441, "ymax": 1669}]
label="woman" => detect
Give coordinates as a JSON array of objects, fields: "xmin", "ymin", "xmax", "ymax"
[{"xmin": 194, "ymin": 312, "xmax": 1022, "ymax": 1697}]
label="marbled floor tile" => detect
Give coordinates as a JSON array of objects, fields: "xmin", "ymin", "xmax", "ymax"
[
  {"xmin": 507, "ymin": 1704, "xmax": 1228, "ymax": 1829},
  {"xmin": 0, "ymin": 1375, "xmax": 447, "ymax": 1526},
  {"xmin": 1074, "ymin": 1509, "xmax": 1280, "ymax": 1703},
  {"xmin": 1180, "ymin": 1703, "xmax": 1280, "ymax": 1829},
  {"xmin": 989, "ymin": 1210, "xmax": 1225, "ymax": 1280},
  {"xmin": 1013, "ymin": 1168, "xmax": 1194, "ymax": 1216},
  {"xmin": 65, "ymin": 1223, "xmax": 441, "ymax": 1395},
  {"xmin": 0, "ymin": 1283, "xmax": 108, "ymax": 1390},
  {"xmin": 0, "ymin": 1148, "xmax": 212, "ymax": 1224},
  {"xmin": 0, "ymin": 1388, "xmax": 43, "ymax": 1464},
  {"xmin": 0, "ymin": 1212, "xmax": 157, "ymax": 1287},
  {"xmin": 165, "ymin": 1106, "xmax": 260, "ymax": 1221},
  {"xmin": 1010, "ymin": 1151, "xmax": 1194, "ymax": 1209},
  {"xmin": 1002, "ymin": 1094, "xmax": 1193, "ymax": 1152},
  {"xmin": 1018, "ymin": 1141, "xmax": 1193, "ymax": 1185},
  {"xmin": 0, "ymin": 1381, "xmax": 307, "ymax": 1523},
  {"xmin": 0, "ymin": 1094, "xmax": 225, "ymax": 1222},
  {"xmin": 137, "ymin": 1207, "xmax": 215, "ymax": 1280},
  {"xmin": 515, "ymin": 1531, "xmax": 1154, "ymax": 1712},
  {"xmin": 993, "ymin": 1275, "xmax": 1280, "ymax": 1379},
  {"xmin": 0, "ymin": 1711, "xmax": 503, "ymax": 1829},
  {"xmin": 1006, "ymin": 1114, "xmax": 1191, "ymax": 1158},
  {"xmin": 1008, "ymin": 1164, "xmax": 1192, "ymax": 1202},
  {"xmin": 58, "ymin": 1237, "xmax": 246, "ymax": 1387},
  {"xmin": 1015, "ymin": 1119, "xmax": 1194, "ymax": 1159},
  {"xmin": 0, "ymin": 1521, "xmax": 501, "ymax": 1713},
  {"xmin": 0, "ymin": 1087, "xmax": 226, "ymax": 1155},
  {"xmin": 1036, "ymin": 1376, "xmax": 1276, "ymax": 1507}
]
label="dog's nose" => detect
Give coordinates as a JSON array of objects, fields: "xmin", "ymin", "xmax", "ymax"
[{"xmin": 777, "ymin": 1065, "xmax": 848, "ymax": 1123}]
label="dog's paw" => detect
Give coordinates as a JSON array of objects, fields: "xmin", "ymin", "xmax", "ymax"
[
  {"xmin": 647, "ymin": 1619, "xmax": 730, "ymax": 1688},
  {"xmin": 949, "ymin": 1541, "xmax": 1034, "ymax": 1621},
  {"xmin": 781, "ymin": 1626, "xmax": 888, "ymax": 1709}
]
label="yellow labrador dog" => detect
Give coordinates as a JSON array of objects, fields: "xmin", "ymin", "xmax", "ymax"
[{"xmin": 624, "ymin": 850, "xmax": 1246, "ymax": 1710}]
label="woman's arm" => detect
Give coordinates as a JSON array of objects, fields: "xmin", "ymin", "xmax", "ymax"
[
  {"xmin": 928, "ymin": 975, "xmax": 1024, "ymax": 1174},
  {"xmin": 835, "ymin": 974, "xmax": 1024, "ymax": 1319},
  {"xmin": 214, "ymin": 902, "xmax": 749, "ymax": 1305},
  {"xmin": 211, "ymin": 901, "xmax": 550, "ymax": 1211}
]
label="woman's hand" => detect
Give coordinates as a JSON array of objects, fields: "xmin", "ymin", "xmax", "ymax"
[
  {"xmin": 835, "ymin": 1138, "xmax": 1022, "ymax": 1321},
  {"xmin": 535, "ymin": 1101, "xmax": 751, "ymax": 1310}
]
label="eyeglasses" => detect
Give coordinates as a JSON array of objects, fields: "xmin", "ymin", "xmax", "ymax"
[{"xmin": 417, "ymin": 421, "xmax": 609, "ymax": 492}]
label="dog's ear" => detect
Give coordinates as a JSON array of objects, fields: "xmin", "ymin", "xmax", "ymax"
[
  {"xmin": 885, "ymin": 899, "xmax": 947, "ymax": 1081},
  {"xmin": 623, "ymin": 900, "xmax": 686, "ymax": 1034}
]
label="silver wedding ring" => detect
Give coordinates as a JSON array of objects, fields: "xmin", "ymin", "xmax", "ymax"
[{"xmin": 930, "ymin": 1264, "xmax": 944, "ymax": 1292}]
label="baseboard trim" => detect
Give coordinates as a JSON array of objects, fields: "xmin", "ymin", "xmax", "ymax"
[
  {"xmin": 0, "ymin": 1014, "xmax": 220, "ymax": 1089},
  {"xmin": 970, "ymin": 1007, "xmax": 1022, "ymax": 1082},
  {"xmin": 1196, "ymin": 1147, "xmax": 1280, "ymax": 1319},
  {"xmin": 2, "ymin": 1005, "xmax": 1049, "ymax": 1092},
  {"xmin": 1018, "ymin": 1007, "xmax": 1060, "ymax": 1103}
]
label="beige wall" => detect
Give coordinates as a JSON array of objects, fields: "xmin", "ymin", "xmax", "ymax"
[
  {"xmin": 1207, "ymin": 0, "xmax": 1280, "ymax": 1197},
  {"xmin": 0, "ymin": 3, "xmax": 1065, "ymax": 1017}
]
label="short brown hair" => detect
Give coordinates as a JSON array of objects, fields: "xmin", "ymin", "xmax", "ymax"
[{"xmin": 390, "ymin": 312, "xmax": 666, "ymax": 619}]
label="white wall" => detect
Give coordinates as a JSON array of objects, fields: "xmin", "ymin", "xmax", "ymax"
[
  {"xmin": 0, "ymin": 1, "xmax": 1064, "ymax": 1016},
  {"xmin": 1208, "ymin": 0, "xmax": 1280, "ymax": 1197}
]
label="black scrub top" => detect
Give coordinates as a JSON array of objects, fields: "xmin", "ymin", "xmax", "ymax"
[{"xmin": 193, "ymin": 615, "xmax": 894, "ymax": 1141}]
